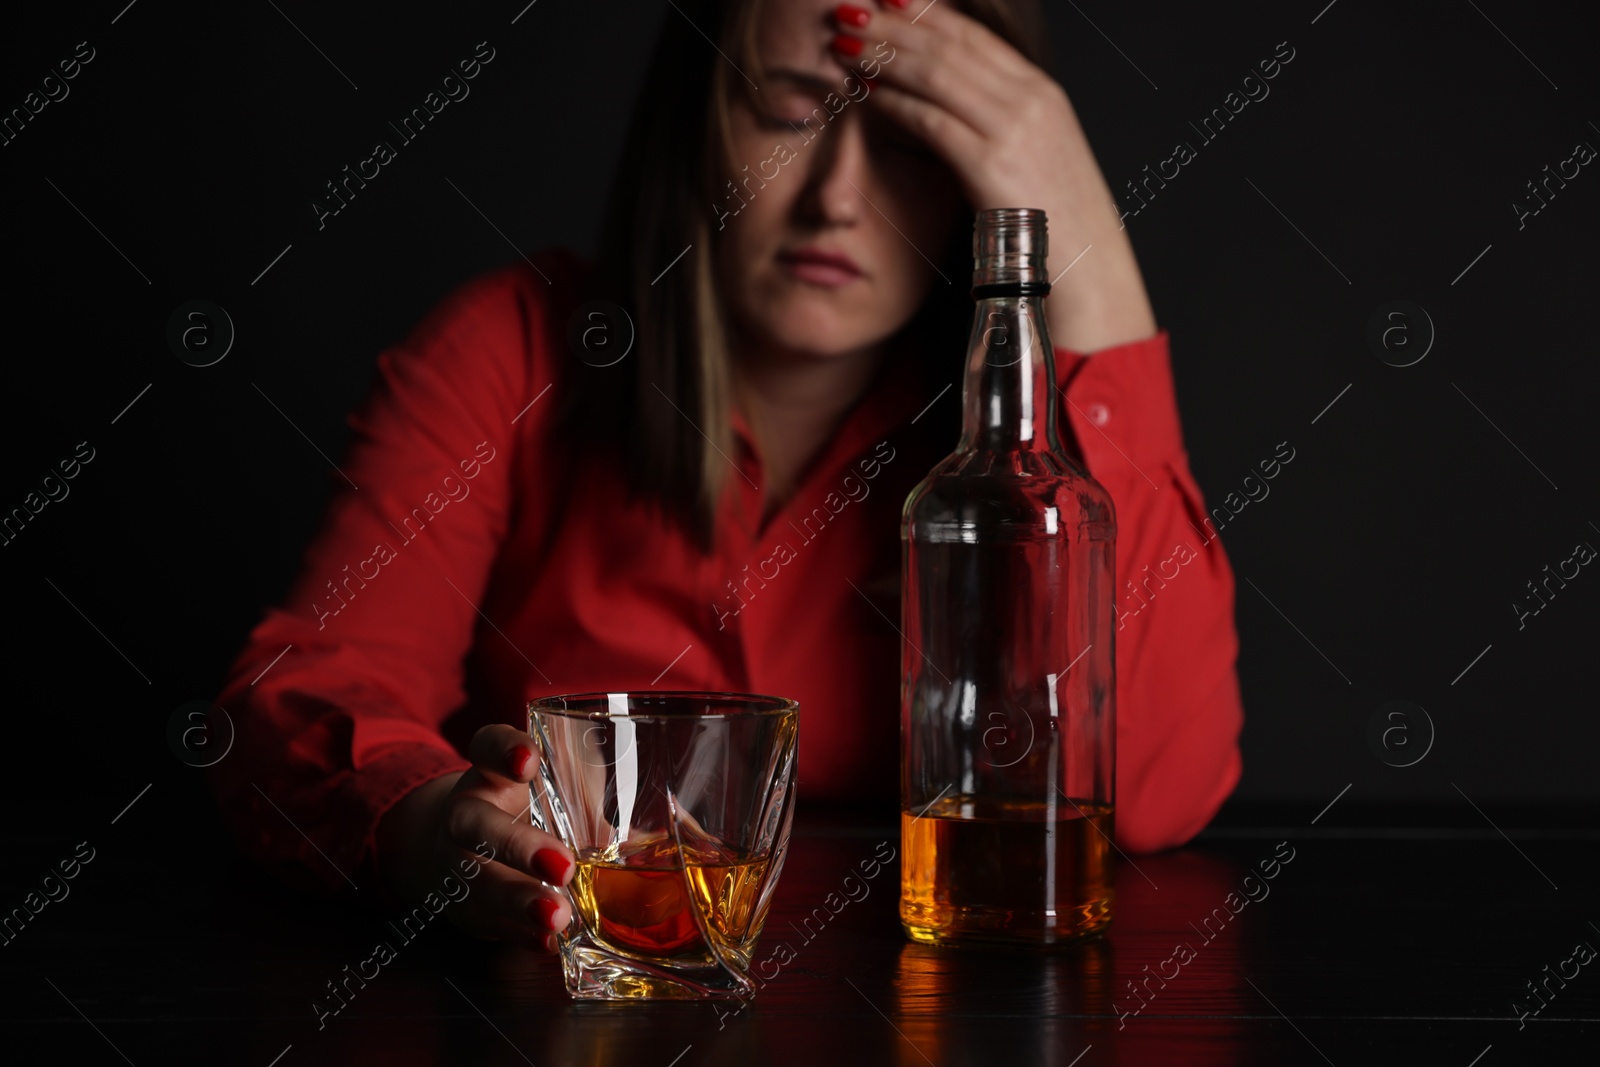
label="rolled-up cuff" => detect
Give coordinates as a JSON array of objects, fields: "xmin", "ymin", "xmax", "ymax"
[{"xmin": 1055, "ymin": 330, "xmax": 1187, "ymax": 476}]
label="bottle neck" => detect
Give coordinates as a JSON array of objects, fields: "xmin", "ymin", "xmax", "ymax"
[{"xmin": 958, "ymin": 289, "xmax": 1061, "ymax": 453}]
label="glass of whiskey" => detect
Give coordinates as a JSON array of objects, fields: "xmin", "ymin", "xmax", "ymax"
[{"xmin": 527, "ymin": 691, "xmax": 799, "ymax": 999}]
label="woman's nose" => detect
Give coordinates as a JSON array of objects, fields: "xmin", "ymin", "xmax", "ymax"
[{"xmin": 796, "ymin": 110, "xmax": 869, "ymax": 226}]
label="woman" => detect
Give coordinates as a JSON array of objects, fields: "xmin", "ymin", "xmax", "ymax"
[{"xmin": 210, "ymin": 0, "xmax": 1243, "ymax": 955}]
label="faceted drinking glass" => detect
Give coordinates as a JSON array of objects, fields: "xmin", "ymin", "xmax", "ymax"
[{"xmin": 526, "ymin": 691, "xmax": 799, "ymax": 999}]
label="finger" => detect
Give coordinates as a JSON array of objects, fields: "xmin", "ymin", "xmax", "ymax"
[
  {"xmin": 435, "ymin": 863, "xmax": 572, "ymax": 953},
  {"xmin": 466, "ymin": 722, "xmax": 539, "ymax": 786},
  {"xmin": 877, "ymin": 0, "xmax": 1007, "ymax": 47},
  {"xmin": 860, "ymin": 81, "xmax": 986, "ymax": 174},
  {"xmin": 482, "ymin": 912, "xmax": 563, "ymax": 954},
  {"xmin": 464, "ymin": 860, "xmax": 574, "ymax": 951},
  {"xmin": 836, "ymin": 3, "xmax": 1019, "ymax": 126},
  {"xmin": 444, "ymin": 792, "xmax": 576, "ymax": 886},
  {"xmin": 847, "ymin": 34, "xmax": 1012, "ymax": 134}
]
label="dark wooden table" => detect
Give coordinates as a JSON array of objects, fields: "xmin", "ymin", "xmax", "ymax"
[{"xmin": 3, "ymin": 801, "xmax": 1596, "ymax": 1064}]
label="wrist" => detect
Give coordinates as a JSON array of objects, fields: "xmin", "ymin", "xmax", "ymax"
[
  {"xmin": 1044, "ymin": 251, "xmax": 1157, "ymax": 354},
  {"xmin": 1036, "ymin": 190, "xmax": 1157, "ymax": 353}
]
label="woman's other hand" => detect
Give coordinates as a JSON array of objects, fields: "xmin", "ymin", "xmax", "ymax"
[{"xmin": 832, "ymin": 0, "xmax": 1158, "ymax": 352}]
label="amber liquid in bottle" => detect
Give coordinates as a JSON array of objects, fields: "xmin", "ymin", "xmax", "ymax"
[
  {"xmin": 901, "ymin": 796, "xmax": 1114, "ymax": 944},
  {"xmin": 900, "ymin": 208, "xmax": 1117, "ymax": 947}
]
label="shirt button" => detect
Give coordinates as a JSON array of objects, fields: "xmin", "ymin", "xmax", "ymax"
[{"xmin": 1084, "ymin": 402, "xmax": 1111, "ymax": 426}]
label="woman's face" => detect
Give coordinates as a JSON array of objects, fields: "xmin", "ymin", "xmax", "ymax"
[{"xmin": 715, "ymin": 0, "xmax": 965, "ymax": 365}]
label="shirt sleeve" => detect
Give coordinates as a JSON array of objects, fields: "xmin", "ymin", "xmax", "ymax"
[
  {"xmin": 207, "ymin": 257, "xmax": 567, "ymax": 901},
  {"xmin": 1055, "ymin": 330, "xmax": 1244, "ymax": 854}
]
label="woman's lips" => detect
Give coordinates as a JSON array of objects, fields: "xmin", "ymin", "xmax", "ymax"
[{"xmin": 777, "ymin": 247, "xmax": 863, "ymax": 287}]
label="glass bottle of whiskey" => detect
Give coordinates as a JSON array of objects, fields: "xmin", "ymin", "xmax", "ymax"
[{"xmin": 900, "ymin": 207, "xmax": 1117, "ymax": 946}]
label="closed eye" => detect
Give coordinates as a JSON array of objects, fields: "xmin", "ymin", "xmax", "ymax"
[{"xmin": 757, "ymin": 113, "xmax": 808, "ymax": 132}]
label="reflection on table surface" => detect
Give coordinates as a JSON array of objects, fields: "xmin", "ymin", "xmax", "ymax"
[{"xmin": 3, "ymin": 804, "xmax": 1596, "ymax": 1064}]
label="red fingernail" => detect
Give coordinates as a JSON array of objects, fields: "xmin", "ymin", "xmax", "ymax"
[
  {"xmin": 509, "ymin": 747, "xmax": 532, "ymax": 779},
  {"xmin": 834, "ymin": 4, "xmax": 870, "ymax": 28},
  {"xmin": 885, "ymin": 0, "xmax": 910, "ymax": 8},
  {"xmin": 533, "ymin": 848, "xmax": 571, "ymax": 884},
  {"xmin": 532, "ymin": 897, "xmax": 563, "ymax": 930},
  {"xmin": 831, "ymin": 33, "xmax": 864, "ymax": 57}
]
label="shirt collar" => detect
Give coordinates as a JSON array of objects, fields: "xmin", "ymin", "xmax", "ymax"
[{"xmin": 728, "ymin": 337, "xmax": 930, "ymax": 476}]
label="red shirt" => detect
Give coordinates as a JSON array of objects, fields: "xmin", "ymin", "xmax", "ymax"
[{"xmin": 210, "ymin": 249, "xmax": 1244, "ymax": 896}]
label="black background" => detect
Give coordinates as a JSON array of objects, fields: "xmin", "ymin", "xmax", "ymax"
[{"xmin": 2, "ymin": 0, "xmax": 1597, "ymax": 846}]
